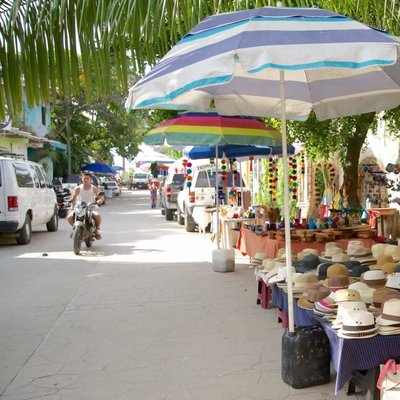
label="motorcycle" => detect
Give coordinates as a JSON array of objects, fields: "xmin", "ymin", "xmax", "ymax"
[
  {"xmin": 54, "ymin": 187, "xmax": 71, "ymax": 218},
  {"xmin": 71, "ymin": 200, "xmax": 98, "ymax": 255}
]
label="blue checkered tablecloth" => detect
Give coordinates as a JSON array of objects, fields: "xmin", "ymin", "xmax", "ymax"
[{"xmin": 271, "ymin": 285, "xmax": 400, "ymax": 394}]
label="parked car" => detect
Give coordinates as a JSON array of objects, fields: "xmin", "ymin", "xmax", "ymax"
[
  {"xmin": 176, "ymin": 160, "xmax": 247, "ymax": 232},
  {"xmin": 132, "ymin": 172, "xmax": 151, "ymax": 189},
  {"xmin": 0, "ymin": 152, "xmax": 58, "ymax": 244},
  {"xmin": 160, "ymin": 172, "xmax": 185, "ymax": 221},
  {"xmin": 104, "ymin": 181, "xmax": 121, "ymax": 196}
]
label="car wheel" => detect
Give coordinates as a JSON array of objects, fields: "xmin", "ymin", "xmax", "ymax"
[
  {"xmin": 177, "ymin": 206, "xmax": 184, "ymax": 225},
  {"xmin": 46, "ymin": 208, "xmax": 59, "ymax": 232},
  {"xmin": 165, "ymin": 208, "xmax": 173, "ymax": 221},
  {"xmin": 16, "ymin": 214, "xmax": 32, "ymax": 245},
  {"xmin": 184, "ymin": 208, "xmax": 196, "ymax": 232}
]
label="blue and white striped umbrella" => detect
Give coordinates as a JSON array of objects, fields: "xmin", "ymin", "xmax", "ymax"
[
  {"xmin": 126, "ymin": 7, "xmax": 400, "ymax": 121},
  {"xmin": 125, "ymin": 6, "xmax": 400, "ymax": 333}
]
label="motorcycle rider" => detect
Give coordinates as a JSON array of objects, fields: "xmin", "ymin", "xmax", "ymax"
[{"xmin": 67, "ymin": 172, "xmax": 102, "ymax": 239}]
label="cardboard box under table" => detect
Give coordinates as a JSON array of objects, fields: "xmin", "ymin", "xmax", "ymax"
[
  {"xmin": 272, "ymin": 285, "xmax": 400, "ymax": 397},
  {"xmin": 237, "ymin": 227, "xmax": 375, "ymax": 259}
]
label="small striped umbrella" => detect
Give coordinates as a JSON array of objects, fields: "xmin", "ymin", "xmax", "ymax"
[{"xmin": 144, "ymin": 112, "xmax": 281, "ymax": 147}]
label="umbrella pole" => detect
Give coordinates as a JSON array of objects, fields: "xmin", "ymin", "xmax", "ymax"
[
  {"xmin": 280, "ymin": 70, "xmax": 295, "ymax": 334},
  {"xmin": 239, "ymin": 161, "xmax": 243, "ymax": 207},
  {"xmin": 215, "ymin": 145, "xmax": 220, "ymax": 249}
]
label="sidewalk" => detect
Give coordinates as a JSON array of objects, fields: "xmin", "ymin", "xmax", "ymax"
[{"xmin": 0, "ymin": 191, "xmax": 366, "ymax": 399}]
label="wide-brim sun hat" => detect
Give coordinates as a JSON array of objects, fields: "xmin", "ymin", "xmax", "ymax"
[
  {"xmin": 376, "ymin": 298, "xmax": 400, "ymax": 326},
  {"xmin": 337, "ymin": 310, "xmax": 378, "ymax": 339}
]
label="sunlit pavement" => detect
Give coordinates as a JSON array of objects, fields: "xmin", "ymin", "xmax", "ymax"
[{"xmin": 0, "ymin": 189, "xmax": 364, "ymax": 400}]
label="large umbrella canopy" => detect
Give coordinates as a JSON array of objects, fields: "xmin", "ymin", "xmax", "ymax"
[
  {"xmin": 144, "ymin": 112, "xmax": 282, "ymax": 146},
  {"xmin": 126, "ymin": 6, "xmax": 400, "ymax": 334},
  {"xmin": 81, "ymin": 162, "xmax": 114, "ymax": 174},
  {"xmin": 126, "ymin": 7, "xmax": 400, "ymax": 121},
  {"xmin": 183, "ymin": 144, "xmax": 295, "ymax": 159}
]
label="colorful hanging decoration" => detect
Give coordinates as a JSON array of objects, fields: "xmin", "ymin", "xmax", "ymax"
[
  {"xmin": 228, "ymin": 187, "xmax": 237, "ymax": 204},
  {"xmin": 268, "ymin": 156, "xmax": 278, "ymax": 204},
  {"xmin": 288, "ymin": 156, "xmax": 298, "ymax": 200},
  {"xmin": 209, "ymin": 158, "xmax": 215, "ymax": 175},
  {"xmin": 184, "ymin": 160, "xmax": 193, "ymax": 188},
  {"xmin": 220, "ymin": 159, "xmax": 227, "ymax": 182},
  {"xmin": 300, "ymin": 150, "xmax": 306, "ymax": 175}
]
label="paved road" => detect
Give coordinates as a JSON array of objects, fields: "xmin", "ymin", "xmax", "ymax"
[{"xmin": 0, "ymin": 189, "xmax": 364, "ymax": 399}]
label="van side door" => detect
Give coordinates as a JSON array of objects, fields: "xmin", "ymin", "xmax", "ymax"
[
  {"xmin": 35, "ymin": 165, "xmax": 55, "ymax": 221},
  {"xmin": 0, "ymin": 162, "xmax": 5, "ymax": 222},
  {"xmin": 28, "ymin": 164, "xmax": 45, "ymax": 223}
]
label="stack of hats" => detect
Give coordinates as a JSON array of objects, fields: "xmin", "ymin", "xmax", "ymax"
[
  {"xmin": 349, "ymin": 264, "xmax": 370, "ymax": 279},
  {"xmin": 251, "ymin": 252, "xmax": 267, "ymax": 267},
  {"xmin": 260, "ymin": 258, "xmax": 277, "ymax": 273},
  {"xmin": 376, "ymin": 298, "xmax": 400, "ymax": 335},
  {"xmin": 334, "ymin": 289, "xmax": 361, "ymax": 303},
  {"xmin": 298, "ymin": 286, "xmax": 330, "ymax": 310},
  {"xmin": 371, "ymin": 243, "xmax": 400, "ymax": 259},
  {"xmin": 313, "ymin": 292, "xmax": 337, "ymax": 317},
  {"xmin": 369, "ymin": 288, "xmax": 400, "ymax": 313},
  {"xmin": 267, "ymin": 266, "xmax": 296, "ymax": 285},
  {"xmin": 337, "ymin": 310, "xmax": 378, "ymax": 339},
  {"xmin": 331, "ymin": 301, "xmax": 367, "ymax": 330},
  {"xmin": 322, "ymin": 243, "xmax": 343, "ymax": 259}
]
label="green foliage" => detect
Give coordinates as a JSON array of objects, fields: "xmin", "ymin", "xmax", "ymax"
[{"xmin": 2, "ymin": 0, "xmax": 400, "ymax": 120}]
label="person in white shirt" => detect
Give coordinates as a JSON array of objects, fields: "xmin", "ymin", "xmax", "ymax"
[{"xmin": 67, "ymin": 172, "xmax": 102, "ymax": 239}]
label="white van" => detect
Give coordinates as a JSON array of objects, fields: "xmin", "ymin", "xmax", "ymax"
[
  {"xmin": 176, "ymin": 159, "xmax": 247, "ymax": 232},
  {"xmin": 0, "ymin": 153, "xmax": 58, "ymax": 244}
]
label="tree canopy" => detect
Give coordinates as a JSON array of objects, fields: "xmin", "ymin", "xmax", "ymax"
[{"xmin": 1, "ymin": 0, "xmax": 400, "ymax": 120}]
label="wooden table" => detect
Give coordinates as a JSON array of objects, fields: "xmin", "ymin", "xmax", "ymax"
[{"xmin": 368, "ymin": 207, "xmax": 398, "ymax": 239}]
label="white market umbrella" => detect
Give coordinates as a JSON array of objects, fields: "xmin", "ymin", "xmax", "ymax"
[{"xmin": 126, "ymin": 6, "xmax": 400, "ymax": 332}]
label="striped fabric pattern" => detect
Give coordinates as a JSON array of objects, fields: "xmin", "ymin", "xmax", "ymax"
[
  {"xmin": 126, "ymin": 6, "xmax": 400, "ymax": 121},
  {"xmin": 144, "ymin": 112, "xmax": 281, "ymax": 146}
]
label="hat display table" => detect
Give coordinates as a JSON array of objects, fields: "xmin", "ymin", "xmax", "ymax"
[
  {"xmin": 220, "ymin": 217, "xmax": 256, "ymax": 249},
  {"xmin": 271, "ymin": 285, "xmax": 400, "ymax": 397},
  {"xmin": 237, "ymin": 226, "xmax": 375, "ymax": 259}
]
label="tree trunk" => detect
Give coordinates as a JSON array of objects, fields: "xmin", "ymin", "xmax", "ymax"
[{"xmin": 341, "ymin": 112, "xmax": 375, "ymax": 209}]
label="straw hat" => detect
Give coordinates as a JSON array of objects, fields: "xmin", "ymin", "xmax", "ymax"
[
  {"xmin": 327, "ymin": 263, "xmax": 350, "ymax": 278},
  {"xmin": 376, "ymin": 299, "xmax": 400, "ymax": 326},
  {"xmin": 293, "ymin": 254, "xmax": 320, "ymax": 273},
  {"xmin": 349, "ymin": 265, "xmax": 370, "ymax": 279},
  {"xmin": 268, "ymin": 266, "xmax": 296, "ymax": 284},
  {"xmin": 260, "ymin": 259, "xmax": 276, "ymax": 272},
  {"xmin": 348, "ymin": 282, "xmax": 375, "ymax": 304},
  {"xmin": 370, "ymin": 254, "xmax": 394, "ymax": 270},
  {"xmin": 385, "ymin": 273, "xmax": 400, "ymax": 291},
  {"xmin": 331, "ymin": 301, "xmax": 367, "ymax": 329},
  {"xmin": 369, "ymin": 287, "xmax": 399, "ymax": 312},
  {"xmin": 332, "ymin": 253, "xmax": 351, "ymax": 263},
  {"xmin": 297, "ymin": 248, "xmax": 319, "ymax": 260},
  {"xmin": 361, "ymin": 270, "xmax": 386, "ymax": 288},
  {"xmin": 325, "ymin": 275, "xmax": 350, "ymax": 290},
  {"xmin": 292, "ymin": 273, "xmax": 320, "ymax": 293},
  {"xmin": 323, "ymin": 246, "xmax": 343, "ymax": 258},
  {"xmin": 383, "ymin": 244, "xmax": 400, "ymax": 258},
  {"xmin": 338, "ymin": 310, "xmax": 378, "ymax": 339},
  {"xmin": 371, "ymin": 243, "xmax": 387, "ymax": 258},
  {"xmin": 251, "ymin": 252, "xmax": 267, "ymax": 265},
  {"xmin": 298, "ymin": 286, "xmax": 330, "ymax": 310},
  {"xmin": 334, "ymin": 289, "xmax": 361, "ymax": 303}
]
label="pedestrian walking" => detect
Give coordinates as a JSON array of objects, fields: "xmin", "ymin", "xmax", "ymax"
[{"xmin": 149, "ymin": 180, "xmax": 158, "ymax": 208}]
